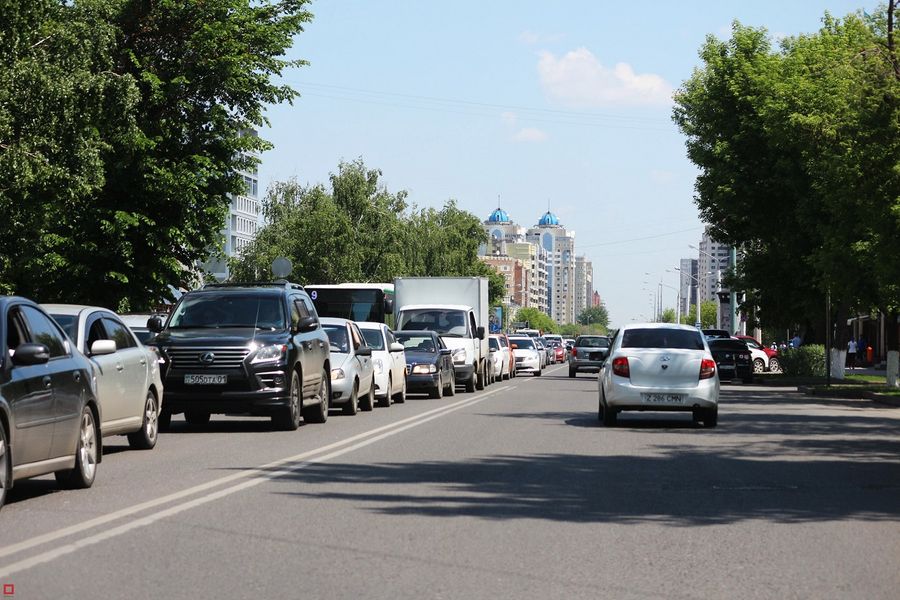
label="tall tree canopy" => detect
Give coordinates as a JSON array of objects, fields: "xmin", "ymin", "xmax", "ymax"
[{"xmin": 0, "ymin": 0, "xmax": 312, "ymax": 310}]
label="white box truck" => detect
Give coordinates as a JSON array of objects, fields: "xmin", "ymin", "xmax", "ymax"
[{"xmin": 394, "ymin": 277, "xmax": 489, "ymax": 393}]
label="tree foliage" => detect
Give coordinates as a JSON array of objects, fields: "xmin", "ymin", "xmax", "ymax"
[
  {"xmin": 514, "ymin": 307, "xmax": 557, "ymax": 334},
  {"xmin": 230, "ymin": 159, "xmax": 505, "ymax": 304},
  {"xmin": 577, "ymin": 304, "xmax": 609, "ymax": 329},
  {"xmin": 680, "ymin": 301, "xmax": 719, "ymax": 328},
  {"xmin": 0, "ymin": 0, "xmax": 312, "ymax": 310},
  {"xmin": 673, "ymin": 8, "xmax": 900, "ymax": 347}
]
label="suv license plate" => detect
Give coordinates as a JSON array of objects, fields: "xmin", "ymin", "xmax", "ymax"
[
  {"xmin": 642, "ymin": 393, "xmax": 684, "ymax": 404},
  {"xmin": 184, "ymin": 374, "xmax": 227, "ymax": 385}
]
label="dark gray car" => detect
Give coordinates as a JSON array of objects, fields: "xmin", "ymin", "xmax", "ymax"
[{"xmin": 568, "ymin": 335, "xmax": 610, "ymax": 377}]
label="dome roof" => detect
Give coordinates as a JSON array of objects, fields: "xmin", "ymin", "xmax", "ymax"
[
  {"xmin": 487, "ymin": 208, "xmax": 511, "ymax": 223},
  {"xmin": 538, "ymin": 211, "xmax": 560, "ymax": 226}
]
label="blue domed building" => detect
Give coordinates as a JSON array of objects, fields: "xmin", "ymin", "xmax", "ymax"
[{"xmin": 526, "ymin": 209, "xmax": 577, "ymax": 325}]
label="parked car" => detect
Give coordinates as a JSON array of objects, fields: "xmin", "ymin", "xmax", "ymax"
[
  {"xmin": 551, "ymin": 342, "xmax": 566, "ymax": 364},
  {"xmin": 488, "ymin": 334, "xmax": 509, "ymax": 383},
  {"xmin": 535, "ymin": 338, "xmax": 549, "ymax": 368},
  {"xmin": 598, "ymin": 324, "xmax": 719, "ymax": 427},
  {"xmin": 45, "ymin": 305, "xmax": 164, "ymax": 450},
  {"xmin": 568, "ymin": 335, "xmax": 610, "ymax": 377},
  {"xmin": 357, "ymin": 321, "xmax": 407, "ymax": 407},
  {"xmin": 1, "ymin": 297, "xmax": 102, "ymax": 511},
  {"xmin": 147, "ymin": 281, "xmax": 330, "ymax": 430},
  {"xmin": 395, "ymin": 330, "xmax": 455, "ymax": 398},
  {"xmin": 496, "ymin": 332, "xmax": 515, "ymax": 379},
  {"xmin": 509, "ymin": 335, "xmax": 542, "ymax": 376},
  {"xmin": 707, "ymin": 338, "xmax": 754, "ymax": 383},
  {"xmin": 320, "ymin": 317, "xmax": 376, "ymax": 414},
  {"xmin": 736, "ymin": 335, "xmax": 781, "ymax": 373},
  {"xmin": 702, "ymin": 329, "xmax": 732, "ymax": 340},
  {"xmin": 119, "ymin": 313, "xmax": 169, "ymax": 344}
]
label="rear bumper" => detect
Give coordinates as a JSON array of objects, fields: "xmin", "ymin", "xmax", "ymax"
[{"xmin": 604, "ymin": 379, "xmax": 719, "ymax": 411}]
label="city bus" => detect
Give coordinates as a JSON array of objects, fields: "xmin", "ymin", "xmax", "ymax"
[{"xmin": 305, "ymin": 283, "xmax": 395, "ymax": 326}]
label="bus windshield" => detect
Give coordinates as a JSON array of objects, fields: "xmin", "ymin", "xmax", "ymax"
[{"xmin": 307, "ymin": 285, "xmax": 394, "ymax": 325}]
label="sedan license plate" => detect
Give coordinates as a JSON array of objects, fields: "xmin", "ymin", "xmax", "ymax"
[
  {"xmin": 184, "ymin": 374, "xmax": 227, "ymax": 385},
  {"xmin": 642, "ymin": 393, "xmax": 684, "ymax": 404}
]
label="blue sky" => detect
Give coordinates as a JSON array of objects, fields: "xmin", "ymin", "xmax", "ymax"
[{"xmin": 259, "ymin": 0, "xmax": 877, "ymax": 326}]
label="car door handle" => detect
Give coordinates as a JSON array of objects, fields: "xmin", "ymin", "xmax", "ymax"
[
  {"xmin": 139, "ymin": 358, "xmax": 146, "ymax": 366},
  {"xmin": 116, "ymin": 363, "xmax": 124, "ymax": 372},
  {"xmin": 42, "ymin": 376, "xmax": 52, "ymax": 389}
]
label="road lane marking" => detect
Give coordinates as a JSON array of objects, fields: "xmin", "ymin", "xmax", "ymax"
[{"xmin": 0, "ymin": 384, "xmax": 513, "ymax": 575}]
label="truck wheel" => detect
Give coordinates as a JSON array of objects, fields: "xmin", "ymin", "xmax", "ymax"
[
  {"xmin": 465, "ymin": 371, "xmax": 476, "ymax": 393},
  {"xmin": 475, "ymin": 362, "xmax": 485, "ymax": 390}
]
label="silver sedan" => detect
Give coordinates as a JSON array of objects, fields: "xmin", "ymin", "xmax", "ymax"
[
  {"xmin": 598, "ymin": 323, "xmax": 719, "ymax": 427},
  {"xmin": 44, "ymin": 304, "xmax": 164, "ymax": 449}
]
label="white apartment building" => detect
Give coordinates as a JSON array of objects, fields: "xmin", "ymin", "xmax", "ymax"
[
  {"xmin": 679, "ymin": 257, "xmax": 698, "ymax": 317},
  {"xmin": 527, "ymin": 212, "xmax": 576, "ymax": 325},
  {"xmin": 697, "ymin": 230, "xmax": 736, "ymax": 332},
  {"xmin": 574, "ymin": 255, "xmax": 593, "ymax": 319}
]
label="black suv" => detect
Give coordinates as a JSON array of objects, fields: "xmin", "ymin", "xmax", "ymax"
[{"xmin": 148, "ymin": 282, "xmax": 330, "ymax": 430}]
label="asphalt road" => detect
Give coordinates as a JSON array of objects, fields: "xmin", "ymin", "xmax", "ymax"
[{"xmin": 2, "ymin": 364, "xmax": 899, "ymax": 599}]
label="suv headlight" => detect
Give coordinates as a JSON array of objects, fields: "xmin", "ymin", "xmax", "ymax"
[
  {"xmin": 373, "ymin": 358, "xmax": 384, "ymax": 374},
  {"xmin": 331, "ymin": 368, "xmax": 346, "ymax": 380},
  {"xmin": 250, "ymin": 344, "xmax": 287, "ymax": 364},
  {"xmin": 452, "ymin": 347, "xmax": 468, "ymax": 364},
  {"xmin": 412, "ymin": 363, "xmax": 437, "ymax": 374}
]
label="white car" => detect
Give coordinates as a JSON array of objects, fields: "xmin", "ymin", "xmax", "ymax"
[
  {"xmin": 488, "ymin": 334, "xmax": 510, "ymax": 383},
  {"xmin": 357, "ymin": 322, "xmax": 407, "ymax": 406},
  {"xmin": 509, "ymin": 335, "xmax": 542, "ymax": 377},
  {"xmin": 598, "ymin": 323, "xmax": 719, "ymax": 427},
  {"xmin": 320, "ymin": 317, "xmax": 376, "ymax": 415},
  {"xmin": 44, "ymin": 304, "xmax": 164, "ymax": 449}
]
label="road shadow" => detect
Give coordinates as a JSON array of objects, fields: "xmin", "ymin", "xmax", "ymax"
[{"xmin": 6, "ymin": 478, "xmax": 63, "ymax": 505}]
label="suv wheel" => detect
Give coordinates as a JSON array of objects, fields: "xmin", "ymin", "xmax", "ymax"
[
  {"xmin": 127, "ymin": 390, "xmax": 159, "ymax": 449},
  {"xmin": 56, "ymin": 406, "xmax": 98, "ymax": 489},
  {"xmin": 343, "ymin": 381, "xmax": 359, "ymax": 415},
  {"xmin": 302, "ymin": 369, "xmax": 329, "ymax": 423},
  {"xmin": 273, "ymin": 371, "xmax": 302, "ymax": 431},
  {"xmin": 753, "ymin": 358, "xmax": 765, "ymax": 374}
]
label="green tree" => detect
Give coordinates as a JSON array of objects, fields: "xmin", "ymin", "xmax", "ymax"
[
  {"xmin": 659, "ymin": 308, "xmax": 676, "ymax": 324},
  {"xmin": 0, "ymin": 0, "xmax": 313, "ymax": 310},
  {"xmin": 577, "ymin": 304, "xmax": 609, "ymax": 329},
  {"xmin": 514, "ymin": 307, "xmax": 557, "ymax": 334},
  {"xmin": 681, "ymin": 301, "xmax": 718, "ymax": 328}
]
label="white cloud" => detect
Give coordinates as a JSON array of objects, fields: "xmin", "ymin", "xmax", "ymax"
[
  {"xmin": 519, "ymin": 30, "xmax": 565, "ymax": 45},
  {"xmin": 512, "ymin": 127, "xmax": 548, "ymax": 143},
  {"xmin": 537, "ymin": 48, "xmax": 673, "ymax": 108}
]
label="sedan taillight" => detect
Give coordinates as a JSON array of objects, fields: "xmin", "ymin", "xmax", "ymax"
[
  {"xmin": 571, "ymin": 348, "xmax": 577, "ymax": 357},
  {"xmin": 700, "ymin": 358, "xmax": 716, "ymax": 379},
  {"xmin": 612, "ymin": 356, "xmax": 630, "ymax": 378}
]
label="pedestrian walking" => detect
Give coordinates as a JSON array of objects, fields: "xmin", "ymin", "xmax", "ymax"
[
  {"xmin": 791, "ymin": 333, "xmax": 802, "ymax": 349},
  {"xmin": 847, "ymin": 338, "xmax": 857, "ymax": 370}
]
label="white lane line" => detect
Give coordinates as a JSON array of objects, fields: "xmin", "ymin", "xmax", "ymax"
[{"xmin": 0, "ymin": 385, "xmax": 509, "ymax": 579}]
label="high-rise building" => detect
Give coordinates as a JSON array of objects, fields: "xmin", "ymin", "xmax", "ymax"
[
  {"xmin": 527, "ymin": 211, "xmax": 576, "ymax": 325},
  {"xmin": 679, "ymin": 258, "xmax": 698, "ymax": 317},
  {"xmin": 574, "ymin": 255, "xmax": 593, "ymax": 320},
  {"xmin": 203, "ymin": 130, "xmax": 261, "ymax": 280},
  {"xmin": 697, "ymin": 230, "xmax": 736, "ymax": 331},
  {"xmin": 507, "ymin": 242, "xmax": 549, "ymax": 313}
]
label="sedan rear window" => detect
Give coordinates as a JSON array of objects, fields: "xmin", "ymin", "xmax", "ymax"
[
  {"xmin": 575, "ymin": 336, "xmax": 609, "ymax": 348},
  {"xmin": 621, "ymin": 328, "xmax": 704, "ymax": 350}
]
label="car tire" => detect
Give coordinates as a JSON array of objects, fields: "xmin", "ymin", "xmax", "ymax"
[
  {"xmin": 127, "ymin": 390, "xmax": 160, "ymax": 449},
  {"xmin": 601, "ymin": 403, "xmax": 617, "ymax": 427},
  {"xmin": 0, "ymin": 424, "xmax": 10, "ymax": 511},
  {"xmin": 343, "ymin": 381, "xmax": 359, "ymax": 415},
  {"xmin": 393, "ymin": 378, "xmax": 406, "ymax": 404},
  {"xmin": 704, "ymin": 408, "xmax": 718, "ymax": 428},
  {"xmin": 430, "ymin": 374, "xmax": 444, "ymax": 399},
  {"xmin": 769, "ymin": 357, "xmax": 781, "ymax": 373},
  {"xmin": 55, "ymin": 406, "xmax": 99, "ymax": 489},
  {"xmin": 361, "ymin": 379, "xmax": 375, "ymax": 412},
  {"xmin": 158, "ymin": 409, "xmax": 172, "ymax": 431},
  {"xmin": 569, "ymin": 366, "xmax": 576, "ymax": 378},
  {"xmin": 445, "ymin": 372, "xmax": 456, "ymax": 396},
  {"xmin": 753, "ymin": 358, "xmax": 765, "ymax": 374},
  {"xmin": 273, "ymin": 370, "xmax": 302, "ymax": 431},
  {"xmin": 475, "ymin": 364, "xmax": 485, "ymax": 390},
  {"xmin": 379, "ymin": 376, "xmax": 393, "ymax": 408},
  {"xmin": 302, "ymin": 369, "xmax": 329, "ymax": 423},
  {"xmin": 184, "ymin": 410, "xmax": 210, "ymax": 426},
  {"xmin": 465, "ymin": 372, "xmax": 476, "ymax": 393},
  {"xmin": 534, "ymin": 368, "xmax": 542, "ymax": 377}
]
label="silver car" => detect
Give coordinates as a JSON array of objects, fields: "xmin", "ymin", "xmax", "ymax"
[
  {"xmin": 598, "ymin": 323, "xmax": 719, "ymax": 428},
  {"xmin": 568, "ymin": 335, "xmax": 610, "ymax": 377},
  {"xmin": 45, "ymin": 304, "xmax": 164, "ymax": 449},
  {"xmin": 321, "ymin": 317, "xmax": 376, "ymax": 415}
]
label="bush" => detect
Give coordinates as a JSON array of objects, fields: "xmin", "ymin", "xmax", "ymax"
[{"xmin": 779, "ymin": 345, "xmax": 826, "ymax": 377}]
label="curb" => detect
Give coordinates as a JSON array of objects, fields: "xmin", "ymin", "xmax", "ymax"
[{"xmin": 798, "ymin": 385, "xmax": 900, "ymax": 407}]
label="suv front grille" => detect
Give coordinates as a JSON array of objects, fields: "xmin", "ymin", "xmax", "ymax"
[{"xmin": 166, "ymin": 347, "xmax": 250, "ymax": 370}]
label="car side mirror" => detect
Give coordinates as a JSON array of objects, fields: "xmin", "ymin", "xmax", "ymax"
[
  {"xmin": 476, "ymin": 326, "xmax": 485, "ymax": 340},
  {"xmin": 356, "ymin": 346, "xmax": 372, "ymax": 357},
  {"xmin": 439, "ymin": 348, "xmax": 452, "ymax": 356},
  {"xmin": 389, "ymin": 342, "xmax": 405, "ymax": 353},
  {"xmin": 295, "ymin": 316, "xmax": 317, "ymax": 333},
  {"xmin": 11, "ymin": 343, "xmax": 50, "ymax": 366},
  {"xmin": 91, "ymin": 339, "xmax": 117, "ymax": 356},
  {"xmin": 147, "ymin": 316, "xmax": 164, "ymax": 333}
]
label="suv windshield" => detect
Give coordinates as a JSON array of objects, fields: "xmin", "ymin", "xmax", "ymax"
[
  {"xmin": 622, "ymin": 328, "xmax": 704, "ymax": 350},
  {"xmin": 169, "ymin": 294, "xmax": 285, "ymax": 330},
  {"xmin": 398, "ymin": 309, "xmax": 469, "ymax": 337}
]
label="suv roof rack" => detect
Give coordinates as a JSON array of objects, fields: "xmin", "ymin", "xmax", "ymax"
[{"xmin": 201, "ymin": 280, "xmax": 305, "ymax": 291}]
